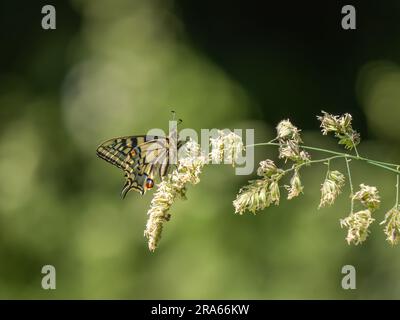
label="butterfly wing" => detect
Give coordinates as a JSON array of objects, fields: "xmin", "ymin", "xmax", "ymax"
[{"xmin": 96, "ymin": 135, "xmax": 171, "ymax": 197}]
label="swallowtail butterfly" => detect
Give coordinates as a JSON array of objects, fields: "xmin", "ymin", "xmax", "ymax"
[{"xmin": 96, "ymin": 117, "xmax": 185, "ymax": 197}]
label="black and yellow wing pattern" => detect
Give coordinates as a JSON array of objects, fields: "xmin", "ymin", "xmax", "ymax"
[{"xmin": 96, "ymin": 135, "xmax": 174, "ymax": 197}]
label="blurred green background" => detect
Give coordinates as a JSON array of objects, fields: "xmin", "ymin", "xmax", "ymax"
[{"xmin": 1, "ymin": 0, "xmax": 400, "ymax": 299}]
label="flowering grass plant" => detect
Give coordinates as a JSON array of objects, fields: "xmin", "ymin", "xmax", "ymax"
[{"xmin": 145, "ymin": 112, "xmax": 400, "ymax": 251}]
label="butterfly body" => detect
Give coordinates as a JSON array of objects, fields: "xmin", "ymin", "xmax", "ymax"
[{"xmin": 96, "ymin": 133, "xmax": 184, "ymax": 197}]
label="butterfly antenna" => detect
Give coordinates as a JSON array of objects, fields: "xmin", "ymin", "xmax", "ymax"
[
  {"xmin": 171, "ymin": 110, "xmax": 176, "ymax": 121},
  {"xmin": 178, "ymin": 118, "xmax": 183, "ymax": 125}
]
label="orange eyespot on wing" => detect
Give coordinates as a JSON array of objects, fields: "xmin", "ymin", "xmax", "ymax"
[{"xmin": 145, "ymin": 178, "xmax": 154, "ymax": 189}]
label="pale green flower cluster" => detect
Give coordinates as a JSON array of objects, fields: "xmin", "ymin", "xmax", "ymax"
[
  {"xmin": 233, "ymin": 160, "xmax": 284, "ymax": 214},
  {"xmin": 276, "ymin": 120, "xmax": 308, "ymax": 199},
  {"xmin": 233, "ymin": 120, "xmax": 310, "ymax": 214},
  {"xmin": 380, "ymin": 206, "xmax": 400, "ymax": 245},
  {"xmin": 340, "ymin": 184, "xmax": 380, "ymax": 245},
  {"xmin": 317, "ymin": 111, "xmax": 360, "ymax": 150},
  {"xmin": 319, "ymin": 170, "xmax": 346, "ymax": 208},
  {"xmin": 210, "ymin": 130, "xmax": 244, "ymax": 166},
  {"xmin": 276, "ymin": 119, "xmax": 302, "ymax": 142},
  {"xmin": 352, "ymin": 184, "xmax": 381, "ymax": 211},
  {"xmin": 144, "ymin": 139, "xmax": 207, "ymax": 251},
  {"xmin": 286, "ymin": 169, "xmax": 303, "ymax": 200},
  {"xmin": 276, "ymin": 120, "xmax": 310, "ymax": 163},
  {"xmin": 231, "ymin": 114, "xmax": 400, "ymax": 248},
  {"xmin": 340, "ymin": 209, "xmax": 375, "ymax": 245}
]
